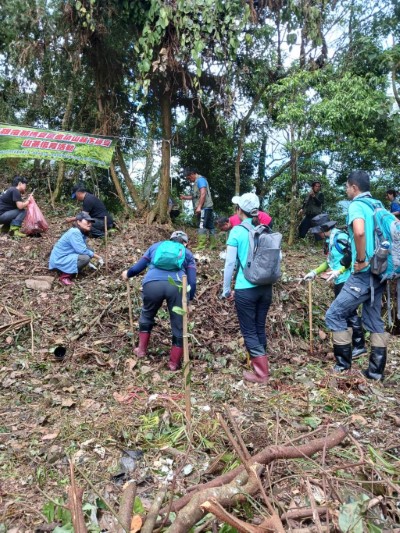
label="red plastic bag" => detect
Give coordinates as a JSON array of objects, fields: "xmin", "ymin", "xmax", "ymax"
[{"xmin": 22, "ymin": 197, "xmax": 49, "ymax": 235}]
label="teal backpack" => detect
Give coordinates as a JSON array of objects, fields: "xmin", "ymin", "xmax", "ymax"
[
  {"xmin": 354, "ymin": 197, "xmax": 400, "ymax": 281},
  {"xmin": 152, "ymin": 241, "xmax": 186, "ymax": 271}
]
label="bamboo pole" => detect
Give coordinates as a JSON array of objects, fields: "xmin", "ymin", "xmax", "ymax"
[
  {"xmin": 104, "ymin": 216, "xmax": 108, "ymax": 273},
  {"xmin": 308, "ymin": 281, "xmax": 313, "ymax": 354},
  {"xmin": 126, "ymin": 280, "xmax": 135, "ymax": 348},
  {"xmin": 182, "ymin": 275, "xmax": 191, "ymax": 423}
]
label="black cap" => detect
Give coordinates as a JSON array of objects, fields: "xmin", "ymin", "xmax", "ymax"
[
  {"xmin": 75, "ymin": 211, "xmax": 95, "ymax": 222},
  {"xmin": 309, "ymin": 213, "xmax": 336, "ymax": 234},
  {"xmin": 71, "ymin": 183, "xmax": 86, "ymax": 199},
  {"xmin": 311, "ymin": 180, "xmax": 321, "ymax": 187}
]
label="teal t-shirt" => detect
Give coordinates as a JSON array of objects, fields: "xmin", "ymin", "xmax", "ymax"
[
  {"xmin": 347, "ymin": 193, "xmax": 381, "ymax": 273},
  {"xmin": 327, "ymin": 228, "xmax": 350, "ymax": 284},
  {"xmin": 226, "ymin": 218, "xmax": 257, "ymax": 290}
]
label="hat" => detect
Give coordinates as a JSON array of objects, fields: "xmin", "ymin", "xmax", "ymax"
[
  {"xmin": 309, "ymin": 213, "xmax": 336, "ymax": 234},
  {"xmin": 71, "ymin": 183, "xmax": 86, "ymax": 199},
  {"xmin": 311, "ymin": 180, "xmax": 321, "ymax": 187},
  {"xmin": 170, "ymin": 230, "xmax": 188, "ymax": 243},
  {"xmin": 76, "ymin": 211, "xmax": 95, "ymax": 222},
  {"xmin": 231, "ymin": 193, "xmax": 260, "ymax": 216}
]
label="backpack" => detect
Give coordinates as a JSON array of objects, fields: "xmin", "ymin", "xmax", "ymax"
[
  {"xmin": 152, "ymin": 241, "xmax": 186, "ymax": 271},
  {"xmin": 332, "ymin": 230, "xmax": 352, "ymax": 268},
  {"xmin": 354, "ymin": 198, "xmax": 400, "ymax": 281},
  {"xmin": 238, "ymin": 222, "xmax": 282, "ymax": 285}
]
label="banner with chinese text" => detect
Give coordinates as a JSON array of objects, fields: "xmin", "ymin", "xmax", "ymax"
[{"xmin": 0, "ymin": 125, "xmax": 116, "ymax": 168}]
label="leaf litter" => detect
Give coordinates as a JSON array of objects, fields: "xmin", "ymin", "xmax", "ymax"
[{"xmin": 0, "ymin": 204, "xmax": 399, "ymax": 531}]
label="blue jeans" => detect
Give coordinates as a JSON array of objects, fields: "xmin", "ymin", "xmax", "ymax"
[
  {"xmin": 234, "ymin": 285, "xmax": 272, "ymax": 357},
  {"xmin": 197, "ymin": 208, "xmax": 214, "ymax": 235},
  {"xmin": 0, "ymin": 209, "xmax": 26, "ymax": 227},
  {"xmin": 326, "ymin": 272, "xmax": 385, "ymax": 333}
]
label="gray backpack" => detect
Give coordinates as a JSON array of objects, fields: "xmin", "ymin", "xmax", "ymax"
[{"xmin": 238, "ymin": 222, "xmax": 282, "ymax": 285}]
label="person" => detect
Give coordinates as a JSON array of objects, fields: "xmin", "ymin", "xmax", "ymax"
[
  {"xmin": 303, "ymin": 213, "xmax": 366, "ymax": 359},
  {"xmin": 0, "ymin": 176, "xmax": 32, "ymax": 237},
  {"xmin": 386, "ymin": 189, "xmax": 400, "ymax": 218},
  {"xmin": 180, "ymin": 168, "xmax": 216, "ymax": 250},
  {"xmin": 168, "ymin": 197, "xmax": 181, "ymax": 221},
  {"xmin": 221, "ymin": 192, "xmax": 272, "ymax": 384},
  {"xmin": 298, "ymin": 181, "xmax": 324, "ymax": 238},
  {"xmin": 67, "ymin": 184, "xmax": 114, "ymax": 238},
  {"xmin": 49, "ymin": 212, "xmax": 104, "ymax": 286},
  {"xmin": 121, "ymin": 230, "xmax": 196, "ymax": 371},
  {"xmin": 325, "ymin": 171, "xmax": 389, "ymax": 380},
  {"xmin": 217, "ymin": 199, "xmax": 272, "ymax": 233}
]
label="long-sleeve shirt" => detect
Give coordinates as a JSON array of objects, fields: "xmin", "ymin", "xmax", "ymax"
[
  {"xmin": 49, "ymin": 227, "xmax": 94, "ymax": 273},
  {"xmin": 127, "ymin": 242, "xmax": 197, "ymax": 300}
]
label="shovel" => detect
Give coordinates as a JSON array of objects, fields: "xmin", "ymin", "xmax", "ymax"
[{"xmin": 308, "ymin": 280, "xmax": 313, "ymax": 354}]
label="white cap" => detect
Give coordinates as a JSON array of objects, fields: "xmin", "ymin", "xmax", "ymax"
[
  {"xmin": 231, "ymin": 193, "xmax": 260, "ymax": 216},
  {"xmin": 170, "ymin": 230, "xmax": 188, "ymax": 243}
]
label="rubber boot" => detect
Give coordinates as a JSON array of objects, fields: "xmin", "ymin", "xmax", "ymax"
[
  {"xmin": 193, "ymin": 234, "xmax": 207, "ymax": 251},
  {"xmin": 168, "ymin": 345, "xmax": 183, "ymax": 371},
  {"xmin": 10, "ymin": 225, "xmax": 26, "ymax": 238},
  {"xmin": 243, "ymin": 355, "xmax": 269, "ymax": 383},
  {"xmin": 349, "ymin": 317, "xmax": 367, "ymax": 359},
  {"xmin": 59, "ymin": 273, "xmax": 74, "ymax": 286},
  {"xmin": 363, "ymin": 333, "xmax": 388, "ymax": 381},
  {"xmin": 209, "ymin": 234, "xmax": 217, "ymax": 250},
  {"xmin": 1, "ymin": 224, "xmax": 9, "ymax": 234},
  {"xmin": 332, "ymin": 330, "xmax": 352, "ymax": 372},
  {"xmin": 134, "ymin": 332, "xmax": 151, "ymax": 358},
  {"xmin": 333, "ymin": 344, "xmax": 352, "ymax": 372}
]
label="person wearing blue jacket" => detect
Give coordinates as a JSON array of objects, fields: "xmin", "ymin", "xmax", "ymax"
[
  {"xmin": 49, "ymin": 212, "xmax": 104, "ymax": 286},
  {"xmin": 121, "ymin": 231, "xmax": 196, "ymax": 371},
  {"xmin": 303, "ymin": 213, "xmax": 366, "ymax": 359}
]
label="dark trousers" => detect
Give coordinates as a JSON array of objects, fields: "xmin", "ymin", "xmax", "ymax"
[
  {"xmin": 234, "ymin": 285, "xmax": 273, "ymax": 357},
  {"xmin": 139, "ymin": 280, "xmax": 184, "ymax": 344},
  {"xmin": 197, "ymin": 208, "xmax": 215, "ymax": 235},
  {"xmin": 0, "ymin": 209, "xmax": 26, "ymax": 227},
  {"xmin": 90, "ymin": 217, "xmax": 113, "ymax": 238}
]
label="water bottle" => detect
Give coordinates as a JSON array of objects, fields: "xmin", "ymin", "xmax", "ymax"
[{"xmin": 372, "ymin": 241, "xmax": 390, "ymax": 275}]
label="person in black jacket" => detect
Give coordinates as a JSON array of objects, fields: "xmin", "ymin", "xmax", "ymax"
[
  {"xmin": 66, "ymin": 184, "xmax": 114, "ymax": 238},
  {"xmin": 298, "ymin": 181, "xmax": 324, "ymax": 238}
]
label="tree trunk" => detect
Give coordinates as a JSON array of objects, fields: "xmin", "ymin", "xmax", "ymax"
[
  {"xmin": 52, "ymin": 87, "xmax": 74, "ymax": 203},
  {"xmin": 288, "ymin": 125, "xmax": 298, "ymax": 246},
  {"xmin": 110, "ymin": 161, "xmax": 130, "ymax": 214},
  {"xmin": 147, "ymin": 88, "xmax": 172, "ymax": 225},
  {"xmin": 116, "ymin": 146, "xmax": 146, "ymax": 211},
  {"xmin": 234, "ymin": 91, "xmax": 265, "ymax": 195}
]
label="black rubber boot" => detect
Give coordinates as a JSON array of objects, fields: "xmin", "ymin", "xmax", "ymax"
[
  {"xmin": 363, "ymin": 346, "xmax": 387, "ymax": 381},
  {"xmin": 333, "ymin": 343, "xmax": 352, "ymax": 372},
  {"xmin": 349, "ymin": 316, "xmax": 367, "ymax": 359}
]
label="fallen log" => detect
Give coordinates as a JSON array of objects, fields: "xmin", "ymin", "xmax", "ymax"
[{"xmin": 163, "ymin": 426, "xmax": 348, "ymax": 515}]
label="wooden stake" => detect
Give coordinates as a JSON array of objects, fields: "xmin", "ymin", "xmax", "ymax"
[
  {"xmin": 126, "ymin": 280, "xmax": 135, "ymax": 348},
  {"xmin": 182, "ymin": 275, "xmax": 191, "ymax": 423},
  {"xmin": 104, "ymin": 216, "xmax": 109, "ymax": 273},
  {"xmin": 308, "ymin": 281, "xmax": 313, "ymax": 354}
]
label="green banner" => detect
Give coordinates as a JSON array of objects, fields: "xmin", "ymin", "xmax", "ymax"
[{"xmin": 0, "ymin": 124, "xmax": 116, "ymax": 168}]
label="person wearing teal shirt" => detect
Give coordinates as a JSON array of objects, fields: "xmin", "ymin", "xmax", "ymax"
[
  {"xmin": 303, "ymin": 213, "xmax": 366, "ymax": 359},
  {"xmin": 325, "ymin": 171, "xmax": 389, "ymax": 380},
  {"xmin": 222, "ymin": 192, "xmax": 272, "ymax": 384}
]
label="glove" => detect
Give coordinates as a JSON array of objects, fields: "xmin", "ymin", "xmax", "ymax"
[
  {"xmin": 97, "ymin": 257, "xmax": 105, "ymax": 268},
  {"xmin": 219, "ymin": 291, "xmax": 231, "ymax": 300},
  {"xmin": 303, "ymin": 271, "xmax": 316, "ymax": 281},
  {"xmin": 326, "ymin": 269, "xmax": 341, "ymax": 282},
  {"xmin": 88, "ymin": 262, "xmax": 97, "ymax": 270}
]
